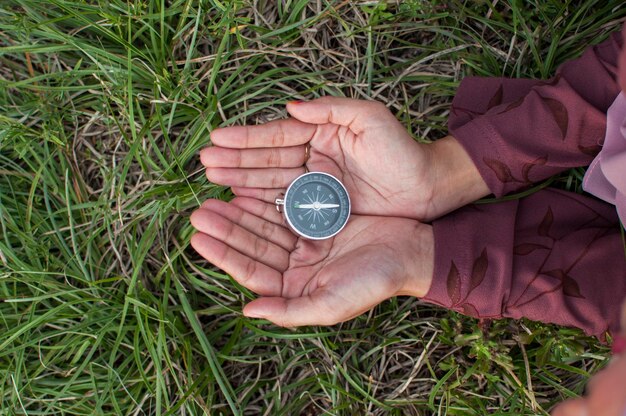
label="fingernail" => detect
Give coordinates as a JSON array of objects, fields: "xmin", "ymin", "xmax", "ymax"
[
  {"xmin": 612, "ymin": 334, "xmax": 626, "ymax": 355},
  {"xmin": 243, "ymin": 310, "xmax": 265, "ymax": 319},
  {"xmin": 287, "ymin": 100, "xmax": 304, "ymax": 105}
]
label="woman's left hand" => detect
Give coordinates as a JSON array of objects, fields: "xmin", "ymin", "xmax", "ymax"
[{"xmin": 190, "ymin": 197, "xmax": 434, "ymax": 327}]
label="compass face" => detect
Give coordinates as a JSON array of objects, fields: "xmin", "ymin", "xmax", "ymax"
[{"xmin": 283, "ymin": 172, "xmax": 350, "ymax": 240}]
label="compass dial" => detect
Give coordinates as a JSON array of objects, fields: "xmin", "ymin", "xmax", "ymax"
[{"xmin": 282, "ymin": 172, "xmax": 350, "ymax": 240}]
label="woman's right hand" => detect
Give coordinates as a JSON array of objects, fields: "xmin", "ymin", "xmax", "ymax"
[{"xmin": 201, "ymin": 97, "xmax": 489, "ymax": 221}]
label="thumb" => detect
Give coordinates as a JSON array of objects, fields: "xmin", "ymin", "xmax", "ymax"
[
  {"xmin": 286, "ymin": 96, "xmax": 391, "ymax": 133},
  {"xmin": 243, "ymin": 295, "xmax": 342, "ymax": 327},
  {"xmin": 614, "ymin": 299, "xmax": 626, "ymax": 354},
  {"xmin": 550, "ymin": 398, "xmax": 588, "ymax": 416},
  {"xmin": 621, "ymin": 299, "xmax": 626, "ymax": 333}
]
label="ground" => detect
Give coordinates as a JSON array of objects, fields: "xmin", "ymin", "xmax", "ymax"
[{"xmin": 0, "ymin": 1, "xmax": 624, "ymax": 414}]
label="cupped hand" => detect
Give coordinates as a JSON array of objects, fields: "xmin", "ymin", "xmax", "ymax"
[
  {"xmin": 201, "ymin": 97, "xmax": 445, "ymax": 220},
  {"xmin": 190, "ymin": 197, "xmax": 434, "ymax": 327}
]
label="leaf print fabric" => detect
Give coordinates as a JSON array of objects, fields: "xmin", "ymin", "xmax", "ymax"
[
  {"xmin": 424, "ymin": 189, "xmax": 625, "ymax": 338},
  {"xmin": 421, "ymin": 28, "xmax": 626, "ymax": 339},
  {"xmin": 447, "ymin": 30, "xmax": 623, "ymax": 197}
]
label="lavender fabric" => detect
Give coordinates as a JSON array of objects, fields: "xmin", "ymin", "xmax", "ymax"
[
  {"xmin": 583, "ymin": 92, "xmax": 626, "ymax": 225},
  {"xmin": 424, "ymin": 26, "xmax": 626, "ymax": 339}
]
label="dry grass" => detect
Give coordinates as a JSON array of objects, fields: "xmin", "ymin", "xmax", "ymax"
[{"xmin": 1, "ymin": 0, "xmax": 625, "ymax": 414}]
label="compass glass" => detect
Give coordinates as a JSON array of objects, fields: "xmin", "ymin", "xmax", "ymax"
[{"xmin": 283, "ymin": 172, "xmax": 350, "ymax": 240}]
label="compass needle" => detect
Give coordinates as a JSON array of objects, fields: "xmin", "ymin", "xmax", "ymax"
[{"xmin": 296, "ymin": 203, "xmax": 340, "ymax": 209}]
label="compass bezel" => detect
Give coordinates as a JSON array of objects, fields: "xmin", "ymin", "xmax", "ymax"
[{"xmin": 283, "ymin": 172, "xmax": 351, "ymax": 240}]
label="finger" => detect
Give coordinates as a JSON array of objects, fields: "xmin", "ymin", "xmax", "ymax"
[
  {"xmin": 210, "ymin": 118, "xmax": 316, "ymax": 149},
  {"xmin": 244, "ymin": 288, "xmax": 382, "ymax": 327},
  {"xmin": 190, "ymin": 209, "xmax": 289, "ymax": 272},
  {"xmin": 190, "ymin": 233, "xmax": 282, "ymax": 296},
  {"xmin": 286, "ymin": 97, "xmax": 392, "ymax": 133},
  {"xmin": 242, "ymin": 293, "xmax": 342, "ymax": 327},
  {"xmin": 229, "ymin": 196, "xmax": 285, "ymax": 225},
  {"xmin": 205, "ymin": 167, "xmax": 305, "ymax": 188},
  {"xmin": 200, "ymin": 145, "xmax": 307, "ymax": 168},
  {"xmin": 199, "ymin": 199, "xmax": 297, "ymax": 251},
  {"xmin": 231, "ymin": 187, "xmax": 283, "ymax": 205}
]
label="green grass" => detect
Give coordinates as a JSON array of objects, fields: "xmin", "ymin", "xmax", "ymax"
[{"xmin": 0, "ymin": 0, "xmax": 624, "ymax": 414}]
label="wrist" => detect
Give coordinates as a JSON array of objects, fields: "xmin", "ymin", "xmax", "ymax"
[
  {"xmin": 423, "ymin": 135, "xmax": 490, "ymax": 221},
  {"xmin": 397, "ymin": 222, "xmax": 434, "ymax": 298}
]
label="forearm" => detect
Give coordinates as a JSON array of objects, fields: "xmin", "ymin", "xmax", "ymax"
[{"xmin": 422, "ymin": 189, "xmax": 626, "ymax": 338}]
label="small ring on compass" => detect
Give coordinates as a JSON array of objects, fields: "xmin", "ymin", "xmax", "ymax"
[{"xmin": 303, "ymin": 143, "xmax": 311, "ymax": 165}]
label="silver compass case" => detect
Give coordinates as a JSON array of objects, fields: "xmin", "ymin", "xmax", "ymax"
[{"xmin": 275, "ymin": 172, "xmax": 351, "ymax": 240}]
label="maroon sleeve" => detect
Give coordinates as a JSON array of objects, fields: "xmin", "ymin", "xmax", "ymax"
[
  {"xmin": 449, "ymin": 28, "xmax": 623, "ymax": 197},
  {"xmin": 422, "ymin": 189, "xmax": 626, "ymax": 339}
]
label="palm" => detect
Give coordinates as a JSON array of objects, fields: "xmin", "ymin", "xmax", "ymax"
[
  {"xmin": 277, "ymin": 216, "xmax": 415, "ymax": 325},
  {"xmin": 201, "ymin": 97, "xmax": 434, "ymax": 219},
  {"xmin": 190, "ymin": 197, "xmax": 432, "ymax": 327},
  {"xmin": 304, "ymin": 117, "xmax": 429, "ymax": 218}
]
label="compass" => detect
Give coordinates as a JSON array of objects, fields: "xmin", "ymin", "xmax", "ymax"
[{"xmin": 275, "ymin": 172, "xmax": 350, "ymax": 240}]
